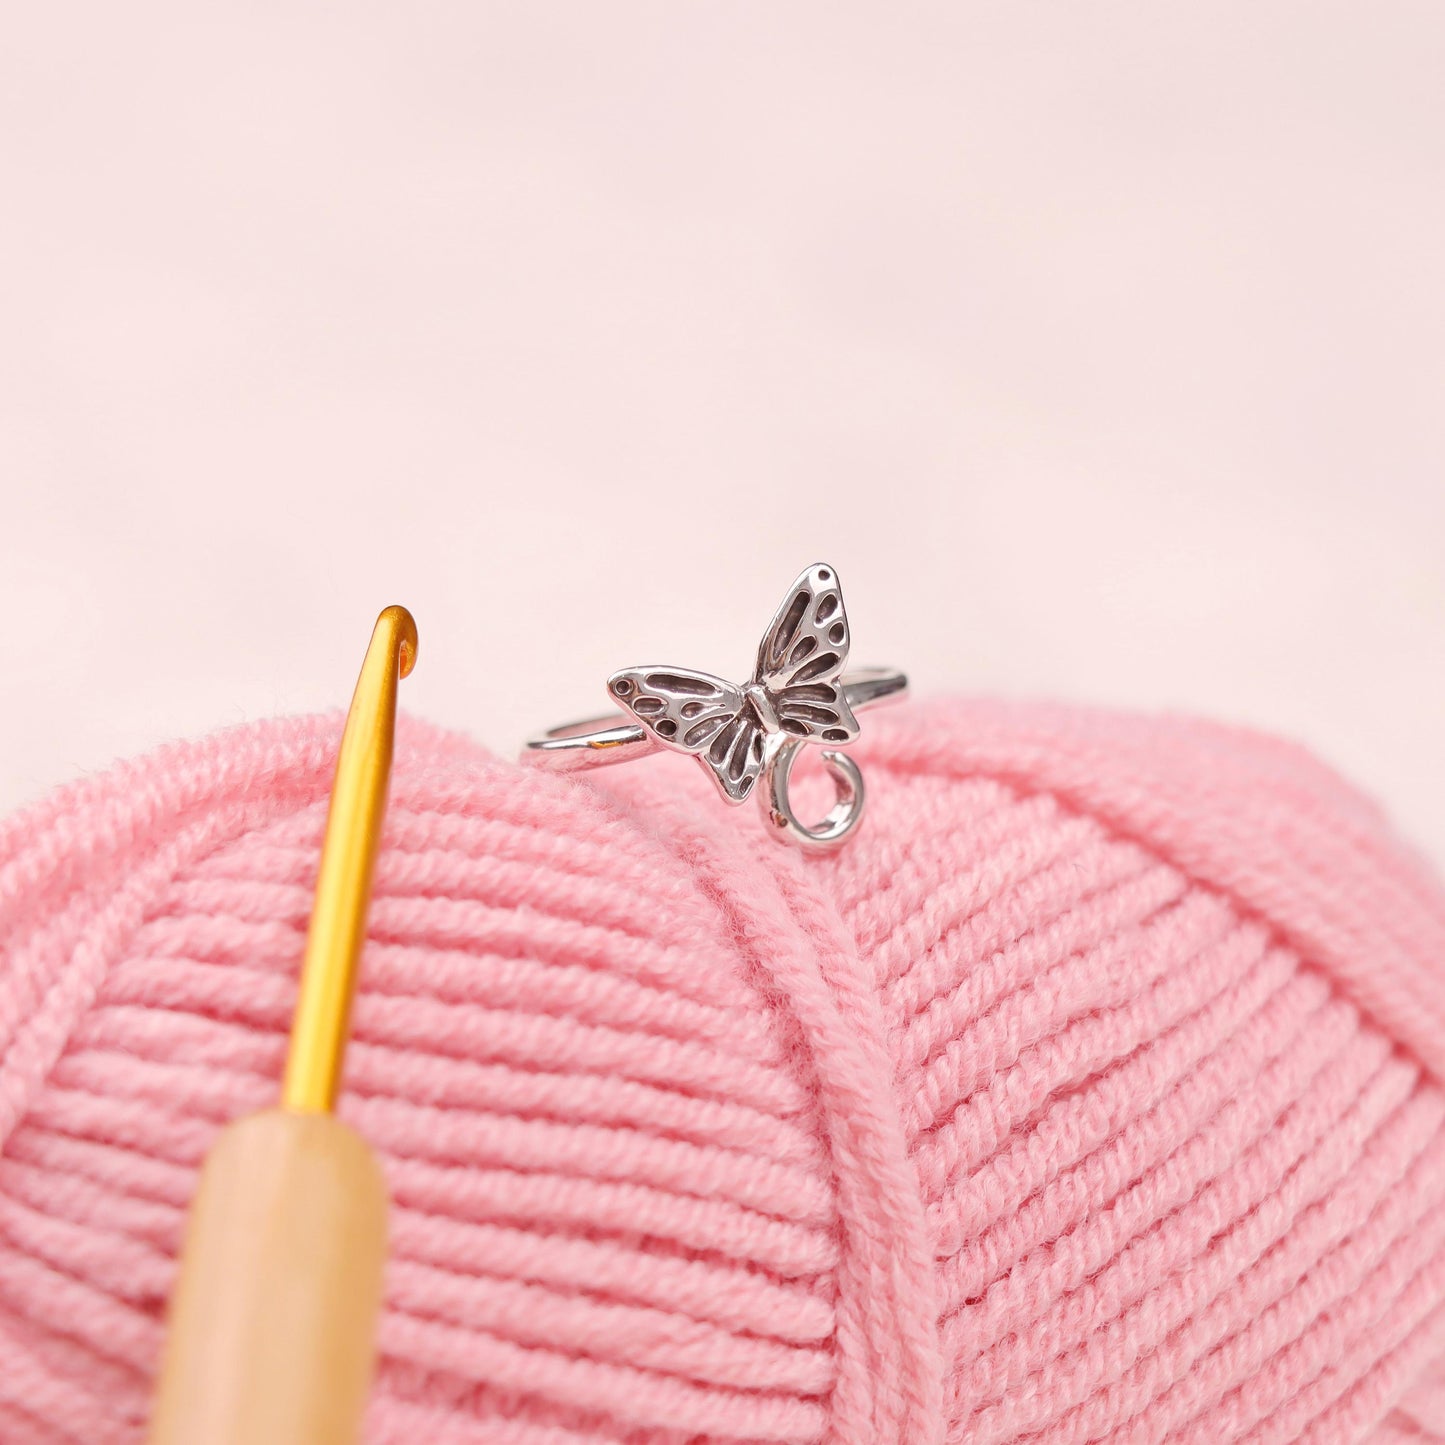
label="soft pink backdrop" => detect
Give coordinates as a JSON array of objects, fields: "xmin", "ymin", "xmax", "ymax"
[{"xmin": 1, "ymin": 4, "xmax": 1442, "ymax": 861}]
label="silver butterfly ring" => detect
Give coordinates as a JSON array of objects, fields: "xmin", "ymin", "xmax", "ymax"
[{"xmin": 522, "ymin": 564, "xmax": 907, "ymax": 851}]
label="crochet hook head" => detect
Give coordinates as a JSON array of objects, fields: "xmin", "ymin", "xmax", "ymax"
[{"xmin": 283, "ymin": 604, "xmax": 417, "ymax": 1113}]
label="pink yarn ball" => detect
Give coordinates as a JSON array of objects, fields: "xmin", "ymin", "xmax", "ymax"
[{"xmin": 2, "ymin": 699, "xmax": 1445, "ymax": 1444}]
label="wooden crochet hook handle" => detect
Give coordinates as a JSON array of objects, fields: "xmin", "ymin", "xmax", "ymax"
[{"xmin": 147, "ymin": 606, "xmax": 417, "ymax": 1445}]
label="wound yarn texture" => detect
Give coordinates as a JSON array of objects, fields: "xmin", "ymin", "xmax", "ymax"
[{"xmin": 2, "ymin": 699, "xmax": 1445, "ymax": 1444}]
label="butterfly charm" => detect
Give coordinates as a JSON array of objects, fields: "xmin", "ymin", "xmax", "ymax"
[{"xmin": 607, "ymin": 563, "xmax": 860, "ymax": 804}]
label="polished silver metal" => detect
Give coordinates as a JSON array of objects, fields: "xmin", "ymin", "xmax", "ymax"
[
  {"xmin": 522, "ymin": 564, "xmax": 906, "ymax": 851},
  {"xmin": 762, "ymin": 739, "xmax": 867, "ymax": 851}
]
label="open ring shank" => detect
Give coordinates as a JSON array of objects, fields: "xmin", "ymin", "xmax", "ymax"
[{"xmin": 523, "ymin": 667, "xmax": 908, "ymax": 773}]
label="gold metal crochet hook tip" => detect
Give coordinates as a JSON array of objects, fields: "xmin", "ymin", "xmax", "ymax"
[{"xmin": 282, "ymin": 605, "xmax": 417, "ymax": 1114}]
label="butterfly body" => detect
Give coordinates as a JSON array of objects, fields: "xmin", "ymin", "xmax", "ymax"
[
  {"xmin": 742, "ymin": 681, "xmax": 781, "ymax": 734},
  {"xmin": 607, "ymin": 564, "xmax": 861, "ymax": 805}
]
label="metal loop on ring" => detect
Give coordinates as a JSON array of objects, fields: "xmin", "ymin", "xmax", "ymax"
[{"xmin": 759, "ymin": 739, "xmax": 867, "ymax": 853}]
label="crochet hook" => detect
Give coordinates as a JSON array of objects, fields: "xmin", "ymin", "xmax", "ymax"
[{"xmin": 147, "ymin": 605, "xmax": 417, "ymax": 1445}]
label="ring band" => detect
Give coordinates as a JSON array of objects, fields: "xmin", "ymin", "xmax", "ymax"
[
  {"xmin": 520, "ymin": 565, "xmax": 905, "ymax": 852},
  {"xmin": 525, "ymin": 668, "xmax": 907, "ymax": 772}
]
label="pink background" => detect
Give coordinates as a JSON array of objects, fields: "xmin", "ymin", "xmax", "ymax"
[{"xmin": 1, "ymin": 5, "xmax": 1442, "ymax": 863}]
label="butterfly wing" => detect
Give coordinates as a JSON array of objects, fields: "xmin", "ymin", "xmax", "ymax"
[
  {"xmin": 607, "ymin": 667, "xmax": 766, "ymax": 802},
  {"xmin": 752, "ymin": 563, "xmax": 860, "ymax": 744}
]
